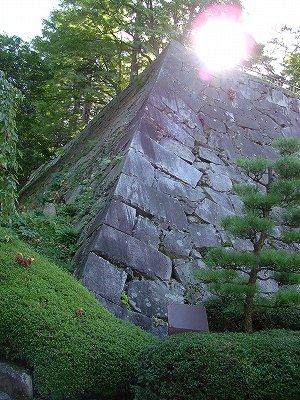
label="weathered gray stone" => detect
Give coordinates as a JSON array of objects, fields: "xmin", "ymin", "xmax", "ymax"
[
  {"xmin": 199, "ymin": 103, "xmax": 226, "ymax": 122},
  {"xmin": 209, "ymin": 163, "xmax": 231, "ymax": 176},
  {"xmin": 163, "ymin": 229, "xmax": 193, "ymax": 257},
  {"xmin": 127, "ymin": 280, "xmax": 184, "ymax": 319},
  {"xmin": 143, "ymin": 104, "xmax": 195, "ymax": 148},
  {"xmin": 132, "ymin": 216, "xmax": 160, "ymax": 248},
  {"xmin": 159, "ymin": 137, "xmax": 195, "ymax": 163},
  {"xmin": 204, "ymin": 188, "xmax": 234, "ymax": 212},
  {"xmin": 189, "ymin": 223, "xmax": 221, "ymax": 248},
  {"xmin": 98, "ymin": 295, "xmax": 167, "ymax": 336},
  {"xmin": 195, "ymin": 198, "xmax": 234, "ymax": 226},
  {"xmin": 199, "ymin": 113, "xmax": 226, "ymax": 132},
  {"xmin": 0, "ymin": 363, "xmax": 33, "ymax": 400},
  {"xmin": 42, "ymin": 202, "xmax": 56, "ymax": 218},
  {"xmin": 236, "ymin": 136, "xmax": 268, "ymax": 157},
  {"xmin": 131, "ymin": 133, "xmax": 201, "ymax": 187},
  {"xmin": 126, "ymin": 307, "xmax": 168, "ymax": 336},
  {"xmin": 87, "ymin": 200, "xmax": 136, "ymax": 235},
  {"xmin": 150, "ymin": 88, "xmax": 178, "ymax": 113},
  {"xmin": 93, "ymin": 224, "xmax": 172, "ymax": 280},
  {"xmin": 199, "ymin": 147, "xmax": 224, "ymax": 164},
  {"xmin": 173, "ymin": 258, "xmax": 206, "ymax": 285},
  {"xmin": 271, "ymin": 89, "xmax": 289, "ymax": 108},
  {"xmin": 229, "ymin": 194, "xmax": 244, "ymax": 214},
  {"xmin": 258, "ymin": 271, "xmax": 279, "ymax": 295},
  {"xmin": 82, "ymin": 252, "xmax": 127, "ymax": 304},
  {"xmin": 206, "ymin": 170, "xmax": 232, "ymax": 192},
  {"xmin": 122, "ymin": 148, "xmax": 155, "ymax": 186},
  {"xmin": 156, "ymin": 172, "xmax": 205, "ymax": 202},
  {"xmin": 176, "ymin": 96, "xmax": 200, "ymax": 128},
  {"xmin": 103, "ymin": 200, "xmax": 136, "ymax": 235},
  {"xmin": 0, "ymin": 392, "xmax": 11, "ymax": 400},
  {"xmin": 208, "ymin": 132, "xmax": 239, "ymax": 159},
  {"xmin": 115, "ymin": 173, "xmax": 188, "ymax": 230},
  {"xmin": 232, "ymin": 238, "xmax": 253, "ymax": 251},
  {"xmin": 173, "ymin": 259, "xmax": 207, "ymax": 303},
  {"xmin": 234, "ymin": 114, "xmax": 260, "ymax": 130}
]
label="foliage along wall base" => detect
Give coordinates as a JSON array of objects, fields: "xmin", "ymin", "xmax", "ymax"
[{"xmin": 20, "ymin": 41, "xmax": 300, "ymax": 335}]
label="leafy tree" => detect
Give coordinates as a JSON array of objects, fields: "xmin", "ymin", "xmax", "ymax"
[
  {"xmin": 195, "ymin": 138, "xmax": 300, "ymax": 332},
  {"xmin": 0, "ymin": 71, "xmax": 22, "ymax": 217},
  {"xmin": 284, "ymin": 52, "xmax": 300, "ymax": 87},
  {"xmin": 33, "ymin": 0, "xmax": 242, "ymax": 143},
  {"xmin": 271, "ymin": 26, "xmax": 300, "ymax": 87},
  {"xmin": 0, "ymin": 34, "xmax": 52, "ymax": 181},
  {"xmin": 1, "ymin": 1, "xmax": 242, "ymax": 182}
]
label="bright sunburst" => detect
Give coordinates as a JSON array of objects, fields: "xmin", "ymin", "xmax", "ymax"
[{"xmin": 192, "ymin": 5, "xmax": 252, "ymax": 75}]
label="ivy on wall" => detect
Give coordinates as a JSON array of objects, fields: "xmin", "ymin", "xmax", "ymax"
[{"xmin": 0, "ymin": 70, "xmax": 22, "ymax": 218}]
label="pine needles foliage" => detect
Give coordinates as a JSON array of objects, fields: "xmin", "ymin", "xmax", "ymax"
[{"xmin": 196, "ymin": 137, "xmax": 300, "ymax": 332}]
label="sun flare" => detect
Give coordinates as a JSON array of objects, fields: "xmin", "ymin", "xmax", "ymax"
[{"xmin": 192, "ymin": 5, "xmax": 252, "ymax": 74}]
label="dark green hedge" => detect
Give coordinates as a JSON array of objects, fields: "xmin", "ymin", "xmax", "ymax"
[
  {"xmin": 205, "ymin": 298, "xmax": 300, "ymax": 332},
  {"xmin": 0, "ymin": 227, "xmax": 154, "ymax": 399},
  {"xmin": 135, "ymin": 330, "xmax": 300, "ymax": 400}
]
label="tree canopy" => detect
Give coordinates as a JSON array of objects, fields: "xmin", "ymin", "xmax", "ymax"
[{"xmin": 0, "ymin": 0, "xmax": 244, "ymax": 181}]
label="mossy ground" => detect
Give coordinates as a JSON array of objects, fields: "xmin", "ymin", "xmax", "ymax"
[{"xmin": 0, "ymin": 227, "xmax": 155, "ymax": 400}]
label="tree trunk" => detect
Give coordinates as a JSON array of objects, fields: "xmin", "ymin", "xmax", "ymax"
[
  {"xmin": 130, "ymin": 31, "xmax": 140, "ymax": 82},
  {"xmin": 244, "ymin": 269, "xmax": 257, "ymax": 333},
  {"xmin": 130, "ymin": 0, "xmax": 142, "ymax": 83}
]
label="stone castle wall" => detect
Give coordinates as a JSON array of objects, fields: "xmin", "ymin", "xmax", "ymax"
[{"xmin": 21, "ymin": 41, "xmax": 300, "ymax": 335}]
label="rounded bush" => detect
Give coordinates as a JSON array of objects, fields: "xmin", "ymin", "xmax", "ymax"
[
  {"xmin": 0, "ymin": 228, "xmax": 155, "ymax": 399},
  {"xmin": 135, "ymin": 330, "xmax": 300, "ymax": 400}
]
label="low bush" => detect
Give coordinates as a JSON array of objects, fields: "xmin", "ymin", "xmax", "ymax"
[
  {"xmin": 205, "ymin": 297, "xmax": 300, "ymax": 332},
  {"xmin": 135, "ymin": 330, "xmax": 300, "ymax": 400},
  {"xmin": 0, "ymin": 227, "xmax": 155, "ymax": 399}
]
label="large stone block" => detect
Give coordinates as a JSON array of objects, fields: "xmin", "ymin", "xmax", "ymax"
[
  {"xmin": 132, "ymin": 216, "xmax": 160, "ymax": 248},
  {"xmin": 156, "ymin": 172, "xmax": 205, "ymax": 202},
  {"xmin": 189, "ymin": 223, "xmax": 221, "ymax": 248},
  {"xmin": 130, "ymin": 132, "xmax": 201, "ymax": 187},
  {"xmin": 206, "ymin": 170, "xmax": 232, "ymax": 192},
  {"xmin": 122, "ymin": 148, "xmax": 155, "ymax": 186},
  {"xmin": 204, "ymin": 188, "xmax": 234, "ymax": 212},
  {"xmin": 195, "ymin": 198, "xmax": 234, "ymax": 226},
  {"xmin": 98, "ymin": 295, "xmax": 167, "ymax": 336},
  {"xmin": 163, "ymin": 229, "xmax": 193, "ymax": 257},
  {"xmin": 127, "ymin": 280, "xmax": 185, "ymax": 319},
  {"xmin": 88, "ymin": 200, "xmax": 136, "ymax": 236},
  {"xmin": 173, "ymin": 258, "xmax": 209, "ymax": 304},
  {"xmin": 159, "ymin": 137, "xmax": 195, "ymax": 163},
  {"xmin": 207, "ymin": 132, "xmax": 238, "ymax": 159},
  {"xmin": 82, "ymin": 252, "xmax": 127, "ymax": 304},
  {"xmin": 199, "ymin": 147, "xmax": 224, "ymax": 164},
  {"xmin": 115, "ymin": 173, "xmax": 188, "ymax": 230},
  {"xmin": 143, "ymin": 103, "xmax": 195, "ymax": 148},
  {"xmin": 199, "ymin": 113, "xmax": 226, "ymax": 133},
  {"xmin": 103, "ymin": 200, "xmax": 136, "ymax": 234},
  {"xmin": 0, "ymin": 363, "xmax": 33, "ymax": 400},
  {"xmin": 93, "ymin": 224, "xmax": 172, "ymax": 280}
]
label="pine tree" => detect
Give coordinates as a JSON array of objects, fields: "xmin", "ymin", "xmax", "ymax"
[{"xmin": 195, "ymin": 137, "xmax": 300, "ymax": 332}]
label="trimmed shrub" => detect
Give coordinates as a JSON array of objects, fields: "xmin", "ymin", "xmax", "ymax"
[
  {"xmin": 135, "ymin": 330, "xmax": 300, "ymax": 400},
  {"xmin": 205, "ymin": 297, "xmax": 300, "ymax": 332},
  {"xmin": 0, "ymin": 227, "xmax": 155, "ymax": 399}
]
